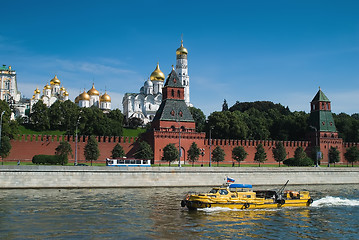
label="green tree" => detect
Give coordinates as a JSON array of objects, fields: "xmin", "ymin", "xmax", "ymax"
[
  {"xmin": 0, "ymin": 136, "xmax": 11, "ymax": 164},
  {"xmin": 254, "ymin": 144, "xmax": 267, "ymax": 167},
  {"xmin": 128, "ymin": 117, "xmax": 143, "ymax": 129},
  {"xmin": 162, "ymin": 143, "xmax": 178, "ymax": 166},
  {"xmin": 107, "ymin": 109, "xmax": 124, "ymax": 136},
  {"xmin": 134, "ymin": 141, "xmax": 153, "ymax": 160},
  {"xmin": 49, "ymin": 100, "xmax": 64, "ymax": 130},
  {"xmin": 29, "ymin": 101, "xmax": 50, "ymax": 131},
  {"xmin": 212, "ymin": 146, "xmax": 225, "ymax": 166},
  {"xmin": 344, "ymin": 146, "xmax": 359, "ymax": 167},
  {"xmin": 294, "ymin": 147, "xmax": 307, "ymax": 162},
  {"xmin": 61, "ymin": 100, "xmax": 80, "ymax": 134},
  {"xmin": 310, "ymin": 146, "xmax": 322, "ymax": 166},
  {"xmin": 189, "ymin": 106, "xmax": 206, "ymax": 132},
  {"xmin": 111, "ymin": 143, "xmax": 125, "ymax": 158},
  {"xmin": 187, "ymin": 142, "xmax": 200, "ymax": 166},
  {"xmin": 328, "ymin": 146, "xmax": 340, "ymax": 166},
  {"xmin": 55, "ymin": 141, "xmax": 73, "ymax": 165},
  {"xmin": 272, "ymin": 142, "xmax": 287, "ymax": 167},
  {"xmin": 207, "ymin": 111, "xmax": 248, "ymax": 139},
  {"xmin": 84, "ymin": 135, "xmax": 100, "ymax": 166},
  {"xmin": 232, "ymin": 146, "xmax": 248, "ymax": 167}
]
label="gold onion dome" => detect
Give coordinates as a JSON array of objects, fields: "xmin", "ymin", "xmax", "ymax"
[
  {"xmin": 44, "ymin": 84, "xmax": 51, "ymax": 90},
  {"xmin": 34, "ymin": 88, "xmax": 41, "ymax": 94},
  {"xmin": 150, "ymin": 63, "xmax": 165, "ymax": 81},
  {"xmin": 101, "ymin": 92, "xmax": 111, "ymax": 102},
  {"xmin": 63, "ymin": 91, "xmax": 69, "ymax": 96},
  {"xmin": 176, "ymin": 40, "xmax": 188, "ymax": 55},
  {"xmin": 60, "ymin": 86, "xmax": 66, "ymax": 91},
  {"xmin": 78, "ymin": 91, "xmax": 90, "ymax": 101},
  {"xmin": 50, "ymin": 75, "xmax": 61, "ymax": 85},
  {"xmin": 87, "ymin": 83, "xmax": 100, "ymax": 96},
  {"xmin": 75, "ymin": 96, "xmax": 79, "ymax": 103}
]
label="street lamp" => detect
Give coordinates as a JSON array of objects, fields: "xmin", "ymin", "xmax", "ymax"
[
  {"xmin": 0, "ymin": 111, "xmax": 5, "ymax": 165},
  {"xmin": 209, "ymin": 125, "xmax": 214, "ymax": 167},
  {"xmin": 309, "ymin": 125, "xmax": 319, "ymax": 167},
  {"xmin": 75, "ymin": 116, "xmax": 81, "ymax": 166}
]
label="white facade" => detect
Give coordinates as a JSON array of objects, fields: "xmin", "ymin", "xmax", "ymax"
[
  {"xmin": 0, "ymin": 65, "xmax": 21, "ymax": 103},
  {"xmin": 75, "ymin": 84, "xmax": 111, "ymax": 111},
  {"xmin": 175, "ymin": 40, "xmax": 191, "ymax": 106}
]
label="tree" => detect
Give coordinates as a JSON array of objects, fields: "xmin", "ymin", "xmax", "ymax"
[
  {"xmin": 344, "ymin": 146, "xmax": 359, "ymax": 167},
  {"xmin": 187, "ymin": 142, "xmax": 200, "ymax": 166},
  {"xmin": 222, "ymin": 99, "xmax": 229, "ymax": 111},
  {"xmin": 232, "ymin": 146, "xmax": 247, "ymax": 167},
  {"xmin": 272, "ymin": 142, "xmax": 287, "ymax": 167},
  {"xmin": 84, "ymin": 135, "xmax": 100, "ymax": 166},
  {"xmin": 328, "ymin": 146, "xmax": 340, "ymax": 166},
  {"xmin": 162, "ymin": 143, "xmax": 178, "ymax": 166},
  {"xmin": 29, "ymin": 101, "xmax": 50, "ymax": 131},
  {"xmin": 294, "ymin": 147, "xmax": 307, "ymax": 162},
  {"xmin": 49, "ymin": 100, "xmax": 64, "ymax": 130},
  {"xmin": 189, "ymin": 107, "xmax": 206, "ymax": 132},
  {"xmin": 111, "ymin": 143, "xmax": 125, "ymax": 158},
  {"xmin": 128, "ymin": 117, "xmax": 144, "ymax": 129},
  {"xmin": 254, "ymin": 144, "xmax": 267, "ymax": 167},
  {"xmin": 55, "ymin": 141, "xmax": 73, "ymax": 165},
  {"xmin": 212, "ymin": 146, "xmax": 225, "ymax": 166},
  {"xmin": 0, "ymin": 136, "xmax": 11, "ymax": 164},
  {"xmin": 134, "ymin": 141, "xmax": 153, "ymax": 160}
]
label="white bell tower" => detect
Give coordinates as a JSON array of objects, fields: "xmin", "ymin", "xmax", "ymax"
[{"xmin": 175, "ymin": 39, "xmax": 191, "ymax": 106}]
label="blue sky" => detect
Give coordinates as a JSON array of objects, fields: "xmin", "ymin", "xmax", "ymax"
[{"xmin": 1, "ymin": 0, "xmax": 358, "ymax": 116}]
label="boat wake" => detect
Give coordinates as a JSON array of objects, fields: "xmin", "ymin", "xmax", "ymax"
[{"xmin": 312, "ymin": 196, "xmax": 359, "ymax": 207}]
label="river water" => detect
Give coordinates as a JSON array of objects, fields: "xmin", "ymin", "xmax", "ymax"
[{"xmin": 1, "ymin": 184, "xmax": 359, "ymax": 239}]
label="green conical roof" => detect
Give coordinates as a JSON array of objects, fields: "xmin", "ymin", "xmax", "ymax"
[{"xmin": 311, "ymin": 89, "xmax": 330, "ymax": 102}]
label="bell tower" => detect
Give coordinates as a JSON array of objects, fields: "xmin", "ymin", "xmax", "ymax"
[{"xmin": 175, "ymin": 39, "xmax": 191, "ymax": 107}]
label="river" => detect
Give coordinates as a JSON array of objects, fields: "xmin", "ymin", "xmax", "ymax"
[{"xmin": 1, "ymin": 184, "xmax": 359, "ymax": 239}]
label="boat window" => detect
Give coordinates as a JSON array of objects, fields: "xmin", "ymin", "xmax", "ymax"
[
  {"xmin": 209, "ymin": 189, "xmax": 218, "ymax": 194},
  {"xmin": 219, "ymin": 189, "xmax": 228, "ymax": 195},
  {"xmin": 247, "ymin": 195, "xmax": 251, "ymax": 198}
]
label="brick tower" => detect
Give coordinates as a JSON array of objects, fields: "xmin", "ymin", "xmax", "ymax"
[
  {"xmin": 149, "ymin": 68, "xmax": 205, "ymax": 164},
  {"xmin": 308, "ymin": 88, "xmax": 343, "ymax": 164}
]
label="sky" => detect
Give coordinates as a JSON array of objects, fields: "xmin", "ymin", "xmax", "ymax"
[{"xmin": 1, "ymin": 0, "xmax": 358, "ymax": 117}]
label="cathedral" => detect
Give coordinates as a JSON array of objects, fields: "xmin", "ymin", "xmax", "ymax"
[
  {"xmin": 30, "ymin": 75, "xmax": 69, "ymax": 108},
  {"xmin": 122, "ymin": 40, "xmax": 191, "ymax": 125},
  {"xmin": 74, "ymin": 83, "xmax": 111, "ymax": 111}
]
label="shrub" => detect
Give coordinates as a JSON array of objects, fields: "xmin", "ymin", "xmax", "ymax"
[
  {"xmin": 283, "ymin": 157, "xmax": 314, "ymax": 167},
  {"xmin": 32, "ymin": 155, "xmax": 64, "ymax": 165}
]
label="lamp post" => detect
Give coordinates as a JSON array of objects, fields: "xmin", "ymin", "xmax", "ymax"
[
  {"xmin": 209, "ymin": 126, "xmax": 213, "ymax": 167},
  {"xmin": 310, "ymin": 125, "xmax": 319, "ymax": 167},
  {"xmin": 75, "ymin": 117, "xmax": 81, "ymax": 166},
  {"xmin": 0, "ymin": 111, "xmax": 5, "ymax": 165},
  {"xmin": 200, "ymin": 148, "xmax": 205, "ymax": 167}
]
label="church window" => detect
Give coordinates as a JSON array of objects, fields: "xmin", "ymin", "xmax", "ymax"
[
  {"xmin": 183, "ymin": 80, "xmax": 185, "ymax": 85},
  {"xmin": 177, "ymin": 90, "xmax": 180, "ymax": 98},
  {"xmin": 149, "ymin": 104, "xmax": 151, "ymax": 110},
  {"xmin": 171, "ymin": 89, "xmax": 174, "ymax": 97}
]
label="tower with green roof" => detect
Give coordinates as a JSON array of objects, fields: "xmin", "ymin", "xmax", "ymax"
[{"xmin": 308, "ymin": 88, "xmax": 343, "ymax": 165}]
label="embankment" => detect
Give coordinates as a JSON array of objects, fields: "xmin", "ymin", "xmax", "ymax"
[{"xmin": 1, "ymin": 166, "xmax": 358, "ymax": 189}]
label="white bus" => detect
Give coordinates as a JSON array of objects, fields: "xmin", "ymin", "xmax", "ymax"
[{"xmin": 106, "ymin": 158, "xmax": 151, "ymax": 167}]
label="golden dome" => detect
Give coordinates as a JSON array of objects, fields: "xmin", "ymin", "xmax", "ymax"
[
  {"xmin": 78, "ymin": 91, "xmax": 90, "ymax": 101},
  {"xmin": 87, "ymin": 83, "xmax": 100, "ymax": 96},
  {"xmin": 32, "ymin": 95, "xmax": 35, "ymax": 99},
  {"xmin": 50, "ymin": 75, "xmax": 61, "ymax": 85},
  {"xmin": 34, "ymin": 88, "xmax": 41, "ymax": 94},
  {"xmin": 75, "ymin": 96, "xmax": 79, "ymax": 103},
  {"xmin": 100, "ymin": 92, "xmax": 111, "ymax": 102},
  {"xmin": 44, "ymin": 84, "xmax": 51, "ymax": 90},
  {"xmin": 63, "ymin": 91, "xmax": 69, "ymax": 96},
  {"xmin": 176, "ymin": 40, "xmax": 188, "ymax": 55},
  {"xmin": 60, "ymin": 86, "xmax": 66, "ymax": 92},
  {"xmin": 150, "ymin": 63, "xmax": 165, "ymax": 81}
]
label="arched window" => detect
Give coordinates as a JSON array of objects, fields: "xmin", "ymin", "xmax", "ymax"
[
  {"xmin": 171, "ymin": 126, "xmax": 176, "ymax": 131},
  {"xmin": 177, "ymin": 90, "xmax": 180, "ymax": 98},
  {"xmin": 171, "ymin": 89, "xmax": 174, "ymax": 97}
]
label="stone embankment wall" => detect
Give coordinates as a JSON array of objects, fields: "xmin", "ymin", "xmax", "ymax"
[{"xmin": 1, "ymin": 166, "xmax": 358, "ymax": 188}]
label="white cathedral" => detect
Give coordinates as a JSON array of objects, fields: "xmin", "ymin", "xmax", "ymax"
[{"xmin": 122, "ymin": 40, "xmax": 191, "ymax": 125}]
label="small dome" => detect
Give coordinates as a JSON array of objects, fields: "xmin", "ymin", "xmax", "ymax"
[
  {"xmin": 144, "ymin": 78, "xmax": 153, "ymax": 87},
  {"xmin": 75, "ymin": 96, "xmax": 79, "ymax": 103},
  {"xmin": 140, "ymin": 86, "xmax": 144, "ymax": 94},
  {"xmin": 176, "ymin": 40, "xmax": 188, "ymax": 55},
  {"xmin": 32, "ymin": 95, "xmax": 35, "ymax": 99},
  {"xmin": 63, "ymin": 91, "xmax": 69, "ymax": 96},
  {"xmin": 50, "ymin": 75, "xmax": 61, "ymax": 85},
  {"xmin": 87, "ymin": 83, "xmax": 100, "ymax": 96},
  {"xmin": 44, "ymin": 84, "xmax": 51, "ymax": 90},
  {"xmin": 34, "ymin": 88, "xmax": 41, "ymax": 94},
  {"xmin": 101, "ymin": 92, "xmax": 111, "ymax": 102},
  {"xmin": 60, "ymin": 86, "xmax": 66, "ymax": 92},
  {"xmin": 150, "ymin": 63, "xmax": 165, "ymax": 81},
  {"xmin": 78, "ymin": 91, "xmax": 90, "ymax": 101}
]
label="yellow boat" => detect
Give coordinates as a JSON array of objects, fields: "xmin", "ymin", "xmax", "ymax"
[{"xmin": 181, "ymin": 181, "xmax": 313, "ymax": 210}]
